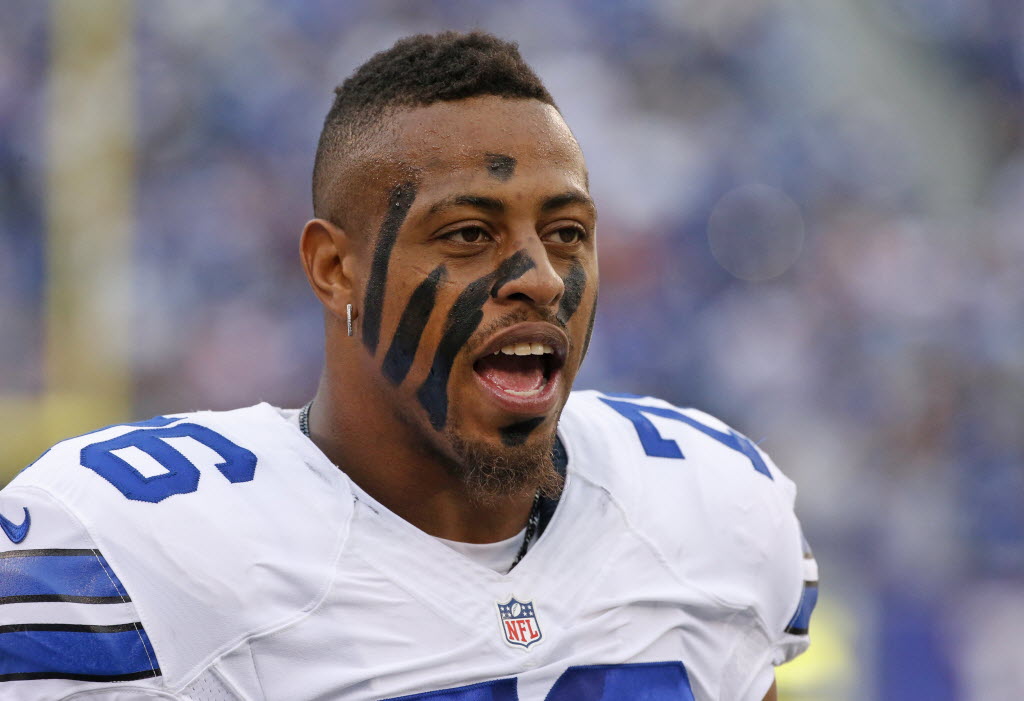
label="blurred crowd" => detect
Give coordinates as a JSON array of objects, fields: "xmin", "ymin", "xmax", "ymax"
[{"xmin": 2, "ymin": 1, "xmax": 1023, "ymax": 699}]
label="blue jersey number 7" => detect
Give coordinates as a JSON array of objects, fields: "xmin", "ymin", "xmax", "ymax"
[{"xmin": 599, "ymin": 394, "xmax": 772, "ymax": 479}]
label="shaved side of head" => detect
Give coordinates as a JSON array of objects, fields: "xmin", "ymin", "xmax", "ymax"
[{"xmin": 312, "ymin": 31, "xmax": 556, "ymax": 229}]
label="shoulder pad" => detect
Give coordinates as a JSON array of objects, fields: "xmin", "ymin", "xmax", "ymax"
[
  {"xmin": 0, "ymin": 486, "xmax": 163, "ymax": 697},
  {"xmin": 560, "ymin": 390, "xmax": 813, "ymax": 650},
  {"xmin": 6, "ymin": 404, "xmax": 351, "ymax": 690}
]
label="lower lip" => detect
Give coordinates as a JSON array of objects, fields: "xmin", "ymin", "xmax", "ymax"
[{"xmin": 473, "ymin": 366, "xmax": 562, "ymax": 417}]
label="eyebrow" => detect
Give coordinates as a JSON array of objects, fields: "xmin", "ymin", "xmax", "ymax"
[
  {"xmin": 540, "ymin": 191, "xmax": 595, "ymax": 214},
  {"xmin": 427, "ymin": 191, "xmax": 596, "ymax": 217},
  {"xmin": 429, "ymin": 195, "xmax": 503, "ymax": 215}
]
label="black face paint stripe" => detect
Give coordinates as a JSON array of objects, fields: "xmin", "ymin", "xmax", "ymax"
[
  {"xmin": 490, "ymin": 250, "xmax": 536, "ymax": 297},
  {"xmin": 581, "ymin": 293, "xmax": 598, "ymax": 360},
  {"xmin": 486, "ymin": 153, "xmax": 516, "ymax": 181},
  {"xmin": 417, "ymin": 250, "xmax": 535, "ymax": 431},
  {"xmin": 416, "ymin": 281, "xmax": 489, "ymax": 431},
  {"xmin": 362, "ymin": 182, "xmax": 417, "ymax": 355},
  {"xmin": 499, "ymin": 417, "xmax": 545, "ymax": 446},
  {"xmin": 382, "ymin": 265, "xmax": 447, "ymax": 385},
  {"xmin": 556, "ymin": 260, "xmax": 587, "ymax": 326}
]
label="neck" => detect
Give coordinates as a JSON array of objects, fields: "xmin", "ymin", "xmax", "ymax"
[{"xmin": 305, "ymin": 372, "xmax": 536, "ymax": 544}]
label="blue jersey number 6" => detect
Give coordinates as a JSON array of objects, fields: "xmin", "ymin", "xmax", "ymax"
[{"xmin": 79, "ymin": 418, "xmax": 257, "ymax": 503}]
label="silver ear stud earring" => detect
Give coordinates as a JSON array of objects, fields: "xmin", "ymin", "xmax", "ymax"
[{"xmin": 346, "ymin": 303, "xmax": 354, "ymax": 337}]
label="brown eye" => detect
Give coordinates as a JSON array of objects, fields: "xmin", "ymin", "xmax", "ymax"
[
  {"xmin": 545, "ymin": 227, "xmax": 584, "ymax": 244},
  {"xmin": 446, "ymin": 226, "xmax": 491, "ymax": 243}
]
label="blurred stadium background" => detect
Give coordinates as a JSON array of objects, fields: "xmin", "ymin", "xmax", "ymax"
[{"xmin": 2, "ymin": 1, "xmax": 1023, "ymax": 698}]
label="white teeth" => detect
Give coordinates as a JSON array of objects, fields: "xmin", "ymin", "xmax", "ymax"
[
  {"xmin": 495, "ymin": 343, "xmax": 555, "ymax": 356},
  {"xmin": 505, "ymin": 388, "xmax": 542, "ymax": 397}
]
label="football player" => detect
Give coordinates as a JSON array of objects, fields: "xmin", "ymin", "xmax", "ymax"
[{"xmin": 0, "ymin": 32, "xmax": 816, "ymax": 700}]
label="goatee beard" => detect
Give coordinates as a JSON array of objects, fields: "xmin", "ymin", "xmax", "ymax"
[{"xmin": 445, "ymin": 426, "xmax": 564, "ymax": 506}]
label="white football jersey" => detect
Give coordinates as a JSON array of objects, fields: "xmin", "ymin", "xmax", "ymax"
[{"xmin": 0, "ymin": 390, "xmax": 817, "ymax": 701}]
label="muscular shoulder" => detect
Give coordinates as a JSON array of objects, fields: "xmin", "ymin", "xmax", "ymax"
[
  {"xmin": 1, "ymin": 404, "xmax": 351, "ymax": 693},
  {"xmin": 559, "ymin": 390, "xmax": 796, "ymax": 520},
  {"xmin": 559, "ymin": 391, "xmax": 815, "ymax": 662}
]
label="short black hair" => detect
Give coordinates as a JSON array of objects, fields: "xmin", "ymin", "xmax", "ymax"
[{"xmin": 312, "ymin": 31, "xmax": 556, "ymax": 220}]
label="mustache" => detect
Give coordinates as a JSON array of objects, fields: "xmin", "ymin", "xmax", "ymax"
[{"xmin": 464, "ymin": 308, "xmax": 569, "ymax": 359}]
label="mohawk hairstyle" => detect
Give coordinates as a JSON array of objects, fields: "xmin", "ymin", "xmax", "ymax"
[{"xmin": 312, "ymin": 31, "xmax": 556, "ymax": 219}]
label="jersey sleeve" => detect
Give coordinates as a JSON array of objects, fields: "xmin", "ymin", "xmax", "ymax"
[
  {"xmin": 1, "ymin": 403, "xmax": 349, "ymax": 699},
  {"xmin": 747, "ymin": 445, "xmax": 818, "ymax": 669},
  {"xmin": 724, "ymin": 446, "xmax": 818, "ymax": 701},
  {"xmin": 655, "ymin": 403, "xmax": 818, "ymax": 670},
  {"xmin": 562, "ymin": 393, "xmax": 818, "ymax": 701},
  {"xmin": 774, "ymin": 526, "xmax": 818, "ymax": 663},
  {"xmin": 0, "ymin": 485, "xmax": 167, "ymax": 700}
]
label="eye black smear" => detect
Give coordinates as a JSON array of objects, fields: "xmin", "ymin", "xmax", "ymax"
[
  {"xmin": 417, "ymin": 249, "xmax": 535, "ymax": 431},
  {"xmin": 580, "ymin": 293, "xmax": 598, "ymax": 359},
  {"xmin": 485, "ymin": 153, "xmax": 516, "ymax": 181},
  {"xmin": 500, "ymin": 417, "xmax": 545, "ymax": 446},
  {"xmin": 556, "ymin": 260, "xmax": 586, "ymax": 326},
  {"xmin": 490, "ymin": 252, "xmax": 536, "ymax": 298},
  {"xmin": 382, "ymin": 265, "xmax": 447, "ymax": 385},
  {"xmin": 362, "ymin": 182, "xmax": 417, "ymax": 355}
]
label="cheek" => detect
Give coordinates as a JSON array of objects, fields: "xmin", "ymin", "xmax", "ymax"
[
  {"xmin": 369, "ymin": 264, "xmax": 484, "ymax": 431},
  {"xmin": 578, "ymin": 287, "xmax": 599, "ymax": 362},
  {"xmin": 556, "ymin": 259, "xmax": 587, "ymax": 326},
  {"xmin": 380, "ymin": 265, "xmax": 448, "ymax": 385},
  {"xmin": 360, "ymin": 183, "xmax": 418, "ymax": 355},
  {"xmin": 563, "ymin": 265, "xmax": 598, "ymax": 365},
  {"xmin": 414, "ymin": 272, "xmax": 496, "ymax": 431}
]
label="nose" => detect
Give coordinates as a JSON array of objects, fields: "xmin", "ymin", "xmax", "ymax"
[{"xmin": 492, "ymin": 236, "xmax": 564, "ymax": 309}]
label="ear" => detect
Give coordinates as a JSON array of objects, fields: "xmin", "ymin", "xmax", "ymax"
[{"xmin": 300, "ymin": 218, "xmax": 357, "ymax": 317}]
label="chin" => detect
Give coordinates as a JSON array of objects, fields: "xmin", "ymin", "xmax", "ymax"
[{"xmin": 442, "ymin": 416, "xmax": 563, "ymax": 505}]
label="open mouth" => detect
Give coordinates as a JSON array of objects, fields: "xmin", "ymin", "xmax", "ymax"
[
  {"xmin": 474, "ymin": 342, "xmax": 559, "ymax": 397},
  {"xmin": 471, "ymin": 323, "xmax": 568, "ymax": 414}
]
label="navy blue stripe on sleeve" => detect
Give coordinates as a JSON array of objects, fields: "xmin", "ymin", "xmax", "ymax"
[
  {"xmin": 0, "ymin": 549, "xmax": 130, "ymax": 604},
  {"xmin": 784, "ymin": 581, "xmax": 819, "ymax": 636},
  {"xmin": 0, "ymin": 623, "xmax": 160, "ymax": 682}
]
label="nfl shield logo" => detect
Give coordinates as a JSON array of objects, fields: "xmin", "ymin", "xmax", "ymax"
[{"xmin": 496, "ymin": 597, "xmax": 542, "ymax": 649}]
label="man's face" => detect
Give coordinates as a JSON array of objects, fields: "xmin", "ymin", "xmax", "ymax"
[{"xmin": 341, "ymin": 97, "xmax": 597, "ymax": 495}]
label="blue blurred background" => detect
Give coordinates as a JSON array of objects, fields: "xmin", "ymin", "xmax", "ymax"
[{"xmin": 2, "ymin": 1, "xmax": 1023, "ymax": 698}]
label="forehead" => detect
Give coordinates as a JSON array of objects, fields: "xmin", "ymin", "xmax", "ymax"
[{"xmin": 374, "ymin": 97, "xmax": 586, "ymax": 191}]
